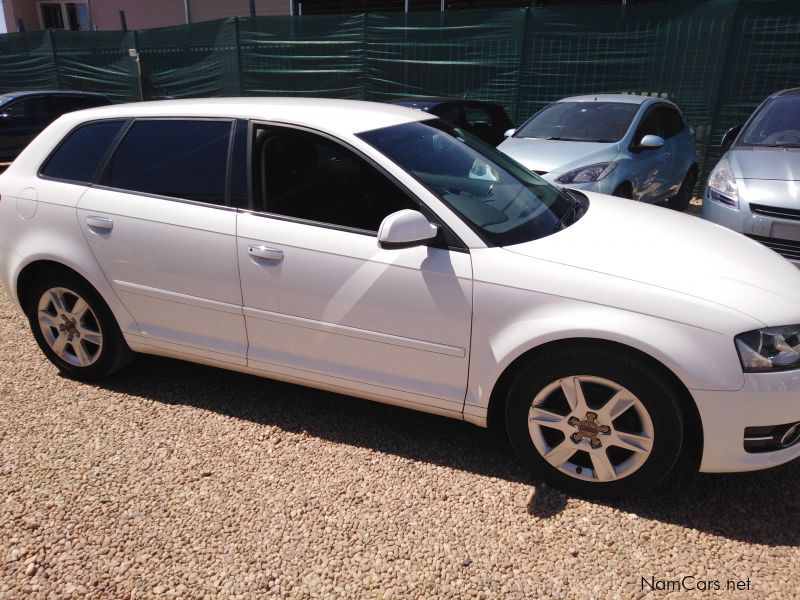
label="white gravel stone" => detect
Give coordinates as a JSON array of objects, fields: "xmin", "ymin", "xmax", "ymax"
[{"xmin": 0, "ymin": 285, "xmax": 797, "ymax": 598}]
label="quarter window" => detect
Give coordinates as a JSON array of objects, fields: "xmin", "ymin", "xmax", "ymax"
[
  {"xmin": 253, "ymin": 126, "xmax": 418, "ymax": 232},
  {"xmin": 660, "ymin": 107, "xmax": 686, "ymax": 138},
  {"xmin": 41, "ymin": 120, "xmax": 125, "ymax": 184},
  {"xmin": 102, "ymin": 120, "xmax": 232, "ymax": 205}
]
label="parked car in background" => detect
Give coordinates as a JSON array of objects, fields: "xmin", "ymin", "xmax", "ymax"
[
  {"xmin": 702, "ymin": 88, "xmax": 800, "ymax": 266},
  {"xmin": 498, "ymin": 94, "xmax": 698, "ymax": 211},
  {"xmin": 386, "ymin": 98, "xmax": 513, "ymax": 146},
  {"xmin": 0, "ymin": 91, "xmax": 111, "ymax": 163},
  {"xmin": 1, "ymin": 98, "xmax": 799, "ymax": 499}
]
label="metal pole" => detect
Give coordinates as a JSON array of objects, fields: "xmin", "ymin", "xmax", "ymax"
[
  {"xmin": 119, "ymin": 10, "xmax": 127, "ymax": 31},
  {"xmin": 183, "ymin": 0, "xmax": 191, "ymax": 24},
  {"xmin": 249, "ymin": 0, "xmax": 256, "ymax": 17},
  {"xmin": 404, "ymin": 0, "xmax": 408, "ymax": 12},
  {"xmin": 289, "ymin": 0, "xmax": 293, "ymax": 16},
  {"xmin": 17, "ymin": 17, "xmax": 24, "ymax": 32},
  {"xmin": 440, "ymin": 0, "xmax": 444, "ymax": 12}
]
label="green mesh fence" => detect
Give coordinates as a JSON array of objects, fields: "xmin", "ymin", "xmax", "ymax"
[{"xmin": 1, "ymin": 1, "xmax": 800, "ymax": 187}]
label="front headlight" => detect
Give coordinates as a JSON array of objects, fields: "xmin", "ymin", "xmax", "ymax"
[
  {"xmin": 735, "ymin": 325, "xmax": 800, "ymax": 372},
  {"xmin": 706, "ymin": 157, "xmax": 739, "ymax": 209},
  {"xmin": 556, "ymin": 162, "xmax": 616, "ymax": 184}
]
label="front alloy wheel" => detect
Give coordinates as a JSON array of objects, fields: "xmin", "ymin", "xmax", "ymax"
[
  {"xmin": 528, "ymin": 376, "xmax": 654, "ymax": 483},
  {"xmin": 505, "ymin": 347, "xmax": 684, "ymax": 499}
]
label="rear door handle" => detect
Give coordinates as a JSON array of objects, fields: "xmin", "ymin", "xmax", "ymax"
[
  {"xmin": 85, "ymin": 215, "xmax": 113, "ymax": 230},
  {"xmin": 248, "ymin": 245, "xmax": 284, "ymax": 262}
]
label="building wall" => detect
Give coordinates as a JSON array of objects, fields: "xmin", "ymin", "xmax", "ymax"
[
  {"xmin": 3, "ymin": 0, "xmax": 290, "ymax": 33},
  {"xmin": 4, "ymin": 0, "xmax": 41, "ymax": 32},
  {"xmin": 89, "ymin": 0, "xmax": 187, "ymax": 31},
  {"xmin": 189, "ymin": 0, "xmax": 289, "ymax": 23}
]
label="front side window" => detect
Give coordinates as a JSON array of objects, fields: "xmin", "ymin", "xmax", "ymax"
[
  {"xmin": 515, "ymin": 101, "xmax": 639, "ymax": 143},
  {"xmin": 740, "ymin": 96, "xmax": 800, "ymax": 147},
  {"xmin": 41, "ymin": 119, "xmax": 125, "ymax": 183},
  {"xmin": 660, "ymin": 107, "xmax": 685, "ymax": 138},
  {"xmin": 102, "ymin": 119, "xmax": 232, "ymax": 205},
  {"xmin": 358, "ymin": 119, "xmax": 579, "ymax": 247},
  {"xmin": 253, "ymin": 126, "xmax": 418, "ymax": 232}
]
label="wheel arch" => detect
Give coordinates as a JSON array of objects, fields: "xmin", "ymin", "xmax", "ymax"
[{"xmin": 486, "ymin": 337, "xmax": 703, "ymax": 466}]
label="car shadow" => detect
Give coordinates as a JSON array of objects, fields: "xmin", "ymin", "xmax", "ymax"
[{"xmin": 95, "ymin": 354, "xmax": 799, "ymax": 548}]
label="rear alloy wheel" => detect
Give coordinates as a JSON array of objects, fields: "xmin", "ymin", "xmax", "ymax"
[
  {"xmin": 26, "ymin": 272, "xmax": 132, "ymax": 380},
  {"xmin": 667, "ymin": 168, "xmax": 697, "ymax": 211},
  {"xmin": 505, "ymin": 348, "xmax": 683, "ymax": 499}
]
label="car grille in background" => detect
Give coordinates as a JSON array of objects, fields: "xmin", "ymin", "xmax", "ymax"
[
  {"xmin": 750, "ymin": 203, "xmax": 800, "ymax": 222},
  {"xmin": 746, "ymin": 234, "xmax": 800, "ymax": 261}
]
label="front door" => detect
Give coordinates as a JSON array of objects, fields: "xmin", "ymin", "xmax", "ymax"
[
  {"xmin": 77, "ymin": 118, "xmax": 248, "ymax": 364},
  {"xmin": 237, "ymin": 124, "xmax": 473, "ymax": 413},
  {"xmin": 630, "ymin": 105, "xmax": 672, "ymax": 203}
]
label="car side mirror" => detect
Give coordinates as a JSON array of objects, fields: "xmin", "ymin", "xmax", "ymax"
[
  {"xmin": 377, "ymin": 209, "xmax": 439, "ymax": 250},
  {"xmin": 503, "ymin": 128, "xmax": 516, "ymax": 138},
  {"xmin": 638, "ymin": 134, "xmax": 664, "ymax": 149},
  {"xmin": 721, "ymin": 125, "xmax": 741, "ymax": 152}
]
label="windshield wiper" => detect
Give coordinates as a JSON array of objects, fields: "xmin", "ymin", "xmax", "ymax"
[
  {"xmin": 545, "ymin": 136, "xmax": 584, "ymax": 141},
  {"xmin": 552, "ymin": 190, "xmax": 587, "ymax": 232}
]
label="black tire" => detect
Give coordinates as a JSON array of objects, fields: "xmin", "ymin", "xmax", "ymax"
[
  {"xmin": 504, "ymin": 346, "xmax": 683, "ymax": 500},
  {"xmin": 25, "ymin": 270, "xmax": 133, "ymax": 380},
  {"xmin": 611, "ymin": 182, "xmax": 633, "ymax": 199},
  {"xmin": 667, "ymin": 168, "xmax": 697, "ymax": 212}
]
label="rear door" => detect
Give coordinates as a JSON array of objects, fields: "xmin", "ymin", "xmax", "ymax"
[
  {"xmin": 658, "ymin": 105, "xmax": 693, "ymax": 194},
  {"xmin": 77, "ymin": 118, "xmax": 249, "ymax": 365},
  {"xmin": 237, "ymin": 123, "xmax": 473, "ymax": 413}
]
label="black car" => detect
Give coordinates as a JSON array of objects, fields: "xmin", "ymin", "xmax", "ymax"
[
  {"xmin": 0, "ymin": 91, "xmax": 112, "ymax": 162},
  {"xmin": 386, "ymin": 98, "xmax": 513, "ymax": 146}
]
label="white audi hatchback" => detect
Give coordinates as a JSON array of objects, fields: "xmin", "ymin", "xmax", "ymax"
[{"xmin": 1, "ymin": 98, "xmax": 799, "ymax": 499}]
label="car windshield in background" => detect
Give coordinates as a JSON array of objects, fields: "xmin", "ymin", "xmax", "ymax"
[
  {"xmin": 515, "ymin": 101, "xmax": 640, "ymax": 142},
  {"xmin": 358, "ymin": 119, "xmax": 579, "ymax": 246},
  {"xmin": 740, "ymin": 96, "xmax": 800, "ymax": 147}
]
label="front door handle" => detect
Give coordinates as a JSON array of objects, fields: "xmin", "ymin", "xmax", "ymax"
[
  {"xmin": 85, "ymin": 215, "xmax": 113, "ymax": 230},
  {"xmin": 248, "ymin": 245, "xmax": 284, "ymax": 262}
]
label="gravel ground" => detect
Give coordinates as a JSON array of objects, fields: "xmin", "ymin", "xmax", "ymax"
[{"xmin": 1, "ymin": 212, "xmax": 799, "ymax": 598}]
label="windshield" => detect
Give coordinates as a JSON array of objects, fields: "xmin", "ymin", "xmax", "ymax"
[
  {"xmin": 357, "ymin": 119, "xmax": 582, "ymax": 246},
  {"xmin": 515, "ymin": 101, "xmax": 639, "ymax": 142},
  {"xmin": 740, "ymin": 96, "xmax": 800, "ymax": 147}
]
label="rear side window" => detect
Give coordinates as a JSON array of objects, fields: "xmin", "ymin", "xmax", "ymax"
[
  {"xmin": 102, "ymin": 120, "xmax": 232, "ymax": 205},
  {"xmin": 40, "ymin": 120, "xmax": 125, "ymax": 183},
  {"xmin": 52, "ymin": 95, "xmax": 109, "ymax": 116}
]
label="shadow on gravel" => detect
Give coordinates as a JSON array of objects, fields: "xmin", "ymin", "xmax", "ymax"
[{"xmin": 96, "ymin": 354, "xmax": 799, "ymax": 547}]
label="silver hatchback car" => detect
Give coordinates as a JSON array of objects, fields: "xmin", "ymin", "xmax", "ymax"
[
  {"xmin": 702, "ymin": 88, "xmax": 800, "ymax": 266},
  {"xmin": 498, "ymin": 94, "xmax": 698, "ymax": 211}
]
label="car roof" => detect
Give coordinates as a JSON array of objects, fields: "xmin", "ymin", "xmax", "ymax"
[
  {"xmin": 58, "ymin": 97, "xmax": 435, "ymax": 136},
  {"xmin": 556, "ymin": 94, "xmax": 662, "ymax": 106},
  {"xmin": 0, "ymin": 90, "xmax": 108, "ymax": 100},
  {"xmin": 770, "ymin": 87, "xmax": 800, "ymax": 98}
]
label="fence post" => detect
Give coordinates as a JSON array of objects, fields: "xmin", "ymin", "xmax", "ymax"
[
  {"xmin": 513, "ymin": 8, "xmax": 531, "ymax": 124},
  {"xmin": 234, "ymin": 17, "xmax": 244, "ymax": 97},
  {"xmin": 700, "ymin": 0, "xmax": 741, "ymax": 186},
  {"xmin": 49, "ymin": 29, "xmax": 62, "ymax": 91}
]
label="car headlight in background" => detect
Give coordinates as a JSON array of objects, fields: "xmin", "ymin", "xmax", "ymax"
[
  {"xmin": 706, "ymin": 157, "xmax": 739, "ymax": 209},
  {"xmin": 555, "ymin": 162, "xmax": 616, "ymax": 184},
  {"xmin": 735, "ymin": 325, "xmax": 800, "ymax": 372}
]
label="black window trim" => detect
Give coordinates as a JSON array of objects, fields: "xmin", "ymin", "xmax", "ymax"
[
  {"xmin": 37, "ymin": 117, "xmax": 131, "ymax": 187},
  {"xmin": 243, "ymin": 119, "xmax": 469, "ymax": 253},
  {"xmin": 89, "ymin": 116, "xmax": 239, "ymax": 212}
]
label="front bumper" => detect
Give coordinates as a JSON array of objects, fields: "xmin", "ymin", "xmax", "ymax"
[
  {"xmin": 693, "ymin": 369, "xmax": 800, "ymax": 472},
  {"xmin": 701, "ymin": 187, "xmax": 800, "ymax": 266}
]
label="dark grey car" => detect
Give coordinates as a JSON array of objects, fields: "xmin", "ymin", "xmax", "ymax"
[{"xmin": 0, "ymin": 91, "xmax": 111, "ymax": 162}]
